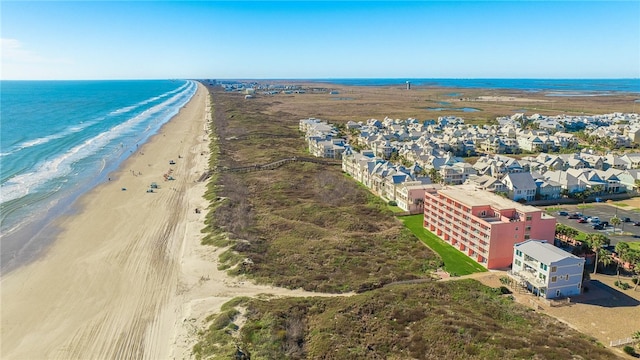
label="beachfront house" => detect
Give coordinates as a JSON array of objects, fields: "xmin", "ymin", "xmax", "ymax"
[{"xmin": 509, "ymin": 240, "xmax": 585, "ymax": 299}]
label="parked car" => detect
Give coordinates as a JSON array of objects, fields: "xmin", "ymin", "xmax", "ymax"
[
  {"xmin": 557, "ymin": 211, "xmax": 569, "ymax": 216},
  {"xmin": 624, "ymin": 217, "xmax": 632, "ymax": 222},
  {"xmin": 588, "ymin": 217, "xmax": 600, "ymax": 223},
  {"xmin": 633, "ymin": 221, "xmax": 640, "ymax": 226},
  {"xmin": 593, "ymin": 223, "xmax": 605, "ymax": 230},
  {"xmin": 568, "ymin": 213, "xmax": 581, "ymax": 219},
  {"xmin": 577, "ymin": 218, "xmax": 588, "ymax": 223},
  {"xmin": 601, "ymin": 221, "xmax": 609, "ymax": 227}
]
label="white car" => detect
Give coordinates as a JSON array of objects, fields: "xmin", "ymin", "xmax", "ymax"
[{"xmin": 588, "ymin": 217, "xmax": 600, "ymax": 223}]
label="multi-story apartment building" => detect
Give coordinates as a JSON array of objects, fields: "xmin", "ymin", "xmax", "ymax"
[
  {"xmin": 396, "ymin": 182, "xmax": 440, "ymax": 214},
  {"xmin": 423, "ymin": 185, "xmax": 556, "ymax": 269},
  {"xmin": 510, "ymin": 240, "xmax": 585, "ymax": 299}
]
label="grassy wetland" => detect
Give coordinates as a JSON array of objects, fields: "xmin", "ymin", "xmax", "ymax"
[{"xmin": 195, "ymin": 82, "xmax": 624, "ymax": 358}]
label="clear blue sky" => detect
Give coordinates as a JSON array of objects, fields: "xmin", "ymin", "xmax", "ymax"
[{"xmin": 1, "ymin": 1, "xmax": 639, "ymax": 80}]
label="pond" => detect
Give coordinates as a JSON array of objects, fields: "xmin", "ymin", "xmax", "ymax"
[{"xmin": 426, "ymin": 107, "xmax": 480, "ymax": 112}]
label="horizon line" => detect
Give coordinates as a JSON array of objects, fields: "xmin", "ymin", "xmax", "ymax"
[{"xmin": 2, "ymin": 77, "xmax": 639, "ymax": 81}]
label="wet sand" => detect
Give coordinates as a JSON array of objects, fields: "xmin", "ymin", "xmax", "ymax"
[{"xmin": 1, "ymin": 82, "xmax": 212, "ymax": 359}]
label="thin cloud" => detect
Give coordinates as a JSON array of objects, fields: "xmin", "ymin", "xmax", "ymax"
[{"xmin": 1, "ymin": 38, "xmax": 71, "ymax": 64}]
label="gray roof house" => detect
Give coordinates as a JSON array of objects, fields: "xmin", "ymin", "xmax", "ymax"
[
  {"xmin": 503, "ymin": 172, "xmax": 537, "ymax": 202},
  {"xmin": 543, "ymin": 170, "xmax": 587, "ymax": 194},
  {"xmin": 510, "ymin": 240, "xmax": 585, "ymax": 299}
]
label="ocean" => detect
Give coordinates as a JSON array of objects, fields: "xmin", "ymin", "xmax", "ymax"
[
  {"xmin": 0, "ymin": 80, "xmax": 197, "ymax": 271},
  {"xmin": 314, "ymin": 78, "xmax": 640, "ymax": 94}
]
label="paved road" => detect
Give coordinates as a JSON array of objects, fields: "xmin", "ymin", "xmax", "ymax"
[{"xmin": 549, "ymin": 203, "xmax": 640, "ymax": 246}]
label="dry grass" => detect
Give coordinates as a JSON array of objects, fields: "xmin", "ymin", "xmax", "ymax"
[
  {"xmin": 204, "ymin": 85, "xmax": 438, "ymax": 293},
  {"xmin": 194, "ymin": 280, "xmax": 618, "ymax": 359},
  {"xmin": 256, "ymin": 84, "xmax": 638, "ymax": 125}
]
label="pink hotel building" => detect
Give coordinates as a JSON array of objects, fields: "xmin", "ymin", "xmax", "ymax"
[{"xmin": 424, "ymin": 185, "xmax": 557, "ymax": 269}]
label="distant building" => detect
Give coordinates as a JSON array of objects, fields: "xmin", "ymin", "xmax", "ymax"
[
  {"xmin": 396, "ymin": 182, "xmax": 439, "ymax": 214},
  {"xmin": 423, "ymin": 185, "xmax": 556, "ymax": 269},
  {"xmin": 509, "ymin": 240, "xmax": 585, "ymax": 299}
]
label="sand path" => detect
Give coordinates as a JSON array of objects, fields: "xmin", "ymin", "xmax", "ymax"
[{"xmin": 1, "ymin": 83, "xmax": 340, "ymax": 360}]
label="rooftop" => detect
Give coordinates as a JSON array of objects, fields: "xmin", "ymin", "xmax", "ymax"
[
  {"xmin": 437, "ymin": 184, "xmax": 542, "ymax": 213},
  {"xmin": 515, "ymin": 240, "xmax": 584, "ymax": 264}
]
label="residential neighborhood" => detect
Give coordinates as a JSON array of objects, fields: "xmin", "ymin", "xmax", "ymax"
[
  {"xmin": 301, "ymin": 113, "xmax": 640, "ymax": 205},
  {"xmin": 300, "ymin": 112, "xmax": 640, "ymax": 297}
]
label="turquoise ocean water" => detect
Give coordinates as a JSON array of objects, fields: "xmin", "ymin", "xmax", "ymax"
[{"xmin": 0, "ymin": 80, "xmax": 196, "ymax": 271}]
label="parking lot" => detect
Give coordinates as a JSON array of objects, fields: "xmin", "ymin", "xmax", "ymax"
[{"xmin": 550, "ymin": 203, "xmax": 640, "ymax": 246}]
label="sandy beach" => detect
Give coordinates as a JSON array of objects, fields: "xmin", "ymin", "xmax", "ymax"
[{"xmin": 0, "ymin": 82, "xmax": 332, "ymax": 360}]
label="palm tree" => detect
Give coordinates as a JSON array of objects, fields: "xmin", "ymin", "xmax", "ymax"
[
  {"xmin": 555, "ymin": 224, "xmax": 579, "ymax": 244},
  {"xmin": 555, "ymin": 223, "xmax": 567, "ymax": 239},
  {"xmin": 597, "ymin": 248, "xmax": 613, "ymax": 273},
  {"xmin": 615, "ymin": 242, "xmax": 631, "ymax": 281},
  {"xmin": 585, "ymin": 233, "xmax": 610, "ymax": 274},
  {"xmin": 574, "ymin": 191, "xmax": 588, "ymax": 210},
  {"xmin": 591, "ymin": 185, "xmax": 605, "ymax": 196},
  {"xmin": 610, "ymin": 216, "xmax": 621, "ymax": 233},
  {"xmin": 427, "ymin": 168, "xmax": 442, "ymax": 184},
  {"xmin": 627, "ymin": 250, "xmax": 640, "ymax": 291}
]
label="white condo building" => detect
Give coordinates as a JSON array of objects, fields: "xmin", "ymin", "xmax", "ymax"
[{"xmin": 510, "ymin": 240, "xmax": 585, "ymax": 299}]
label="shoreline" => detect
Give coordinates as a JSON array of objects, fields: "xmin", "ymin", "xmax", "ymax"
[
  {"xmin": 1, "ymin": 80, "xmax": 198, "ymax": 275},
  {"xmin": 0, "ymin": 82, "xmax": 212, "ymax": 359}
]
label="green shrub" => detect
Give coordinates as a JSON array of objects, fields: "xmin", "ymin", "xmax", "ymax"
[
  {"xmin": 623, "ymin": 345, "xmax": 637, "ymax": 356},
  {"xmin": 499, "ymin": 286, "xmax": 512, "ymax": 295},
  {"xmin": 615, "ymin": 281, "xmax": 631, "ymax": 290},
  {"xmin": 388, "ymin": 200, "xmax": 397, "ymax": 206}
]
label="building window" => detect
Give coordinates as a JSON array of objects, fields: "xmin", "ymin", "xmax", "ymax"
[
  {"xmin": 524, "ymin": 235, "xmax": 530, "ymax": 240},
  {"xmin": 515, "ymin": 227, "xmax": 519, "ymax": 231},
  {"xmin": 551, "ymin": 266, "xmax": 557, "ymax": 273},
  {"xmin": 551, "ymin": 276, "xmax": 557, "ymax": 283},
  {"xmin": 516, "ymin": 250, "xmax": 522, "ymax": 257},
  {"xmin": 525, "ymin": 226, "xmax": 531, "ymax": 231},
  {"xmin": 526, "ymin": 216, "xmax": 532, "ymax": 221}
]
